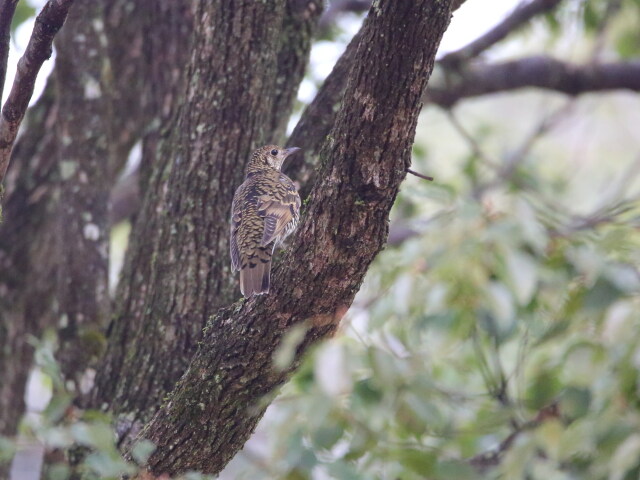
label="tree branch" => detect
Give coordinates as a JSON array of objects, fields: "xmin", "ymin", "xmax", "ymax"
[
  {"xmin": 136, "ymin": 0, "xmax": 453, "ymax": 476},
  {"xmin": 469, "ymin": 403, "xmax": 560, "ymax": 473},
  {"xmin": 0, "ymin": 0, "xmax": 74, "ymax": 185},
  {"xmin": 440, "ymin": 0, "xmax": 563, "ymax": 66},
  {"xmin": 428, "ymin": 57, "xmax": 640, "ymax": 107},
  {"xmin": 0, "ymin": 0, "xmax": 19, "ymax": 102}
]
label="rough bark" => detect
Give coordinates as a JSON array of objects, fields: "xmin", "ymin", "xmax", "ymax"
[
  {"xmin": 90, "ymin": 0, "xmax": 318, "ymax": 449},
  {"xmin": 0, "ymin": 78, "xmax": 58, "ymax": 441},
  {"xmin": 138, "ymin": 0, "xmax": 453, "ymax": 476},
  {"xmin": 0, "ymin": 75, "xmax": 58, "ymax": 480}
]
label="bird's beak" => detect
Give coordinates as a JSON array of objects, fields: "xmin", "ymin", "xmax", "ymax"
[{"xmin": 284, "ymin": 147, "xmax": 301, "ymax": 157}]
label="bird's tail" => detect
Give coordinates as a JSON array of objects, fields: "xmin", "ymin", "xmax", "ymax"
[{"xmin": 239, "ymin": 256, "xmax": 271, "ymax": 297}]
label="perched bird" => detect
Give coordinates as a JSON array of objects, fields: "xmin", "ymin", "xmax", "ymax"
[{"xmin": 230, "ymin": 145, "xmax": 301, "ymax": 297}]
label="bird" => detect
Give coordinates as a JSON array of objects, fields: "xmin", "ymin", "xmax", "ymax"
[{"xmin": 230, "ymin": 145, "xmax": 301, "ymax": 297}]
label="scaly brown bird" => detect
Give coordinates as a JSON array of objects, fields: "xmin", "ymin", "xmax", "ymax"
[{"xmin": 230, "ymin": 145, "xmax": 301, "ymax": 297}]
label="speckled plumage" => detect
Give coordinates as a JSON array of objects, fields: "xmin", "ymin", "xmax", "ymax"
[{"xmin": 230, "ymin": 145, "xmax": 301, "ymax": 297}]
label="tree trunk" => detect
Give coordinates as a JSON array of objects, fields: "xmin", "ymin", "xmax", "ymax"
[{"xmin": 89, "ymin": 0, "xmax": 320, "ymax": 450}]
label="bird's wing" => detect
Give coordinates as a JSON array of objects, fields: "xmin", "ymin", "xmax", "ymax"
[
  {"xmin": 230, "ymin": 188, "xmax": 243, "ymax": 271},
  {"xmin": 257, "ymin": 189, "xmax": 300, "ymax": 246}
]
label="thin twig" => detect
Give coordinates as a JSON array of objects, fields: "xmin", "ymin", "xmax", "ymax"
[
  {"xmin": 468, "ymin": 402, "xmax": 560, "ymax": 473},
  {"xmin": 446, "ymin": 109, "xmax": 500, "ymax": 171},
  {"xmin": 0, "ymin": 0, "xmax": 75, "ymax": 184},
  {"xmin": 407, "ymin": 168, "xmax": 433, "ymax": 181},
  {"xmin": 0, "ymin": 0, "xmax": 19, "ymax": 103},
  {"xmin": 441, "ymin": 0, "xmax": 564, "ymax": 66}
]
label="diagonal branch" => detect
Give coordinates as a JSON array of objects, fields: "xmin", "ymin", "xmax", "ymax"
[
  {"xmin": 428, "ymin": 56, "xmax": 640, "ymax": 107},
  {"xmin": 0, "ymin": 0, "xmax": 74, "ymax": 185},
  {"xmin": 0, "ymin": 0, "xmax": 19, "ymax": 102},
  {"xmin": 440, "ymin": 0, "xmax": 564, "ymax": 66}
]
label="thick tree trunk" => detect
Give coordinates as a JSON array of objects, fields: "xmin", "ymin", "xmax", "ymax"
[
  {"xmin": 136, "ymin": 0, "xmax": 453, "ymax": 476},
  {"xmin": 89, "ymin": 0, "xmax": 320, "ymax": 449}
]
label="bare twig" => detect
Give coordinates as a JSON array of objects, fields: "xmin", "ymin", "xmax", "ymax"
[
  {"xmin": 0, "ymin": 0, "xmax": 74, "ymax": 184},
  {"xmin": 446, "ymin": 110, "xmax": 500, "ymax": 171},
  {"xmin": 469, "ymin": 403, "xmax": 560, "ymax": 472},
  {"xmin": 406, "ymin": 168, "xmax": 433, "ymax": 181},
  {"xmin": 429, "ymin": 57, "xmax": 640, "ymax": 108},
  {"xmin": 441, "ymin": 0, "xmax": 564, "ymax": 66},
  {"xmin": 0, "ymin": 0, "xmax": 19, "ymax": 102}
]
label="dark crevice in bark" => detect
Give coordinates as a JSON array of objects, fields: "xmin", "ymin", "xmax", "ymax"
[
  {"xmin": 285, "ymin": 28, "xmax": 362, "ymax": 199},
  {"xmin": 269, "ymin": 0, "xmax": 323, "ymax": 143}
]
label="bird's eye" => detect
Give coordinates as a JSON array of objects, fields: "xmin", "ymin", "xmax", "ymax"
[{"xmin": 270, "ymin": 149, "xmax": 278, "ymax": 156}]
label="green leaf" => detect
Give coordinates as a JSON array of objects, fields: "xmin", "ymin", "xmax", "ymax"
[
  {"xmin": 583, "ymin": 277, "xmax": 622, "ymax": 311},
  {"xmin": 527, "ymin": 368, "xmax": 562, "ymax": 409},
  {"xmin": 434, "ymin": 459, "xmax": 475, "ymax": 480},
  {"xmin": 0, "ymin": 436, "xmax": 15, "ymax": 463},
  {"xmin": 70, "ymin": 422, "xmax": 116, "ymax": 452},
  {"xmin": 130, "ymin": 439, "xmax": 156, "ymax": 465},
  {"xmin": 391, "ymin": 448, "xmax": 436, "ymax": 475},
  {"xmin": 610, "ymin": 434, "xmax": 640, "ymax": 480},
  {"xmin": 10, "ymin": 2, "xmax": 35, "ymax": 35},
  {"xmin": 273, "ymin": 323, "xmax": 309, "ymax": 371},
  {"xmin": 84, "ymin": 451, "xmax": 136, "ymax": 478},
  {"xmin": 560, "ymin": 387, "xmax": 591, "ymax": 420},
  {"xmin": 312, "ymin": 424, "xmax": 343, "ymax": 450}
]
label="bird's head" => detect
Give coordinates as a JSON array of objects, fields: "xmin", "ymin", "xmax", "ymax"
[{"xmin": 248, "ymin": 145, "xmax": 301, "ymax": 174}]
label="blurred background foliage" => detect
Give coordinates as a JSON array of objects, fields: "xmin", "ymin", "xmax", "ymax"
[{"xmin": 4, "ymin": 0, "xmax": 640, "ymax": 478}]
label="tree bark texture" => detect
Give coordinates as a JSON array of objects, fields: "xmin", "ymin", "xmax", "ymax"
[
  {"xmin": 0, "ymin": 0, "xmax": 193, "ymax": 448},
  {"xmin": 137, "ymin": 0, "xmax": 453, "ymax": 475},
  {"xmin": 0, "ymin": 79, "xmax": 58, "ymax": 440},
  {"xmin": 89, "ymin": 0, "xmax": 320, "ymax": 449}
]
